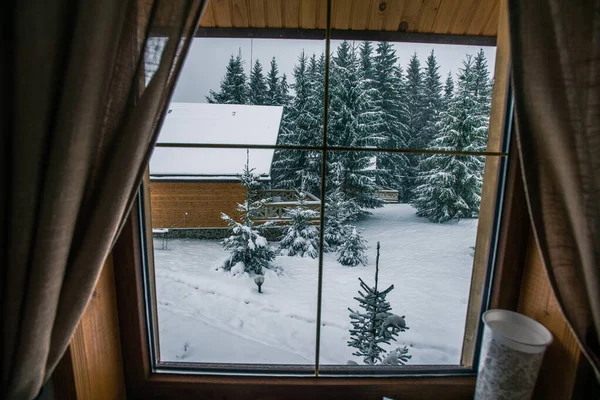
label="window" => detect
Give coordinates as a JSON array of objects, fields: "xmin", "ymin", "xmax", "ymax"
[{"xmin": 136, "ymin": 33, "xmax": 509, "ymax": 379}]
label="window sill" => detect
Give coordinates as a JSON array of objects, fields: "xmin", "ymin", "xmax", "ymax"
[{"xmin": 136, "ymin": 373, "xmax": 476, "ymax": 400}]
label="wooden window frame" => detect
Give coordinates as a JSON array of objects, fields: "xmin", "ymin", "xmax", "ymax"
[
  {"xmin": 111, "ymin": 138, "xmax": 525, "ymax": 400},
  {"xmin": 110, "ymin": 12, "xmax": 529, "ymax": 400}
]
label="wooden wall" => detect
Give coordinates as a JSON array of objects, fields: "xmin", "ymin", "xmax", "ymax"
[
  {"xmin": 198, "ymin": 0, "xmax": 501, "ymax": 36},
  {"xmin": 519, "ymin": 232, "xmax": 585, "ymax": 399},
  {"xmin": 53, "ymin": 255, "xmax": 126, "ymax": 400},
  {"xmin": 149, "ymin": 181, "xmax": 245, "ymax": 228}
]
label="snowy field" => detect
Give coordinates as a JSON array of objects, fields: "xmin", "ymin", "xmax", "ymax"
[{"xmin": 154, "ymin": 204, "xmax": 479, "ymax": 366}]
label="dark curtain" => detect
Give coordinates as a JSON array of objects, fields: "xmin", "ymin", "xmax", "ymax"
[
  {"xmin": 0, "ymin": 0, "xmax": 206, "ymax": 398},
  {"xmin": 509, "ymin": 0, "xmax": 600, "ymax": 379}
]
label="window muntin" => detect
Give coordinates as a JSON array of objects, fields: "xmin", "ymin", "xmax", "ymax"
[{"xmin": 144, "ymin": 35, "xmax": 506, "ymax": 375}]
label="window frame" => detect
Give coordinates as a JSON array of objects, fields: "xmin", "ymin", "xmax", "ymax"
[
  {"xmin": 112, "ymin": 138, "xmax": 526, "ymax": 400},
  {"xmin": 112, "ymin": 18, "xmax": 525, "ymax": 399}
]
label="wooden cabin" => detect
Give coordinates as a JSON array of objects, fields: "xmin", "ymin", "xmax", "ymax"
[{"xmin": 148, "ymin": 102, "xmax": 282, "ymax": 229}]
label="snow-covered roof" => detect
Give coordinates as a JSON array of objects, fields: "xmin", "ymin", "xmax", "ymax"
[
  {"xmin": 156, "ymin": 102, "xmax": 283, "ymax": 145},
  {"xmin": 150, "ymin": 103, "xmax": 283, "ymax": 177}
]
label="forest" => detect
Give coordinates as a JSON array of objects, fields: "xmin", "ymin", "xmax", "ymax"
[{"xmin": 206, "ymin": 40, "xmax": 493, "ymax": 224}]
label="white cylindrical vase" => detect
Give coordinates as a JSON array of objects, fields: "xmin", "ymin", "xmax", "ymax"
[{"xmin": 475, "ymin": 309, "xmax": 553, "ymax": 400}]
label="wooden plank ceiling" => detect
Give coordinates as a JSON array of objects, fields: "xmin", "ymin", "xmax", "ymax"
[{"xmin": 199, "ymin": 0, "xmax": 500, "ymax": 36}]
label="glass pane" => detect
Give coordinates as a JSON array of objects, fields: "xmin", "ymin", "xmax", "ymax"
[
  {"xmin": 161, "ymin": 37, "xmax": 326, "ymax": 147},
  {"xmin": 149, "ymin": 148, "xmax": 323, "ymax": 365},
  {"xmin": 325, "ymin": 41, "xmax": 500, "ymax": 153},
  {"xmin": 318, "ymin": 151, "xmax": 501, "ymax": 367}
]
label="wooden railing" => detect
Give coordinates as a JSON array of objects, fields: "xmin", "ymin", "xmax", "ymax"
[
  {"xmin": 375, "ymin": 188, "xmax": 399, "ymax": 203},
  {"xmin": 257, "ymin": 189, "xmax": 319, "ymax": 203},
  {"xmin": 254, "ymin": 189, "xmax": 320, "ymax": 223}
]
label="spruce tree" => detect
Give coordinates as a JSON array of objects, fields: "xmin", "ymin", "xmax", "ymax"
[
  {"xmin": 420, "ymin": 50, "xmax": 443, "ymax": 149},
  {"xmin": 411, "ymin": 55, "xmax": 489, "ymax": 222},
  {"xmin": 443, "ymin": 71, "xmax": 455, "ymax": 106},
  {"xmin": 206, "ymin": 53, "xmax": 248, "ymax": 104},
  {"xmin": 323, "ymin": 187, "xmax": 351, "ymax": 252},
  {"xmin": 358, "ymin": 41, "xmax": 376, "ymax": 87},
  {"xmin": 220, "ymin": 154, "xmax": 275, "ymax": 274},
  {"xmin": 471, "ymin": 49, "xmax": 493, "ymax": 131},
  {"xmin": 403, "ymin": 53, "xmax": 425, "ymax": 200},
  {"xmin": 279, "ymin": 191, "xmax": 320, "ymax": 258},
  {"xmin": 405, "ymin": 53, "xmax": 425, "ymax": 150},
  {"xmin": 348, "ymin": 243, "xmax": 410, "ymax": 365},
  {"xmin": 265, "ymin": 57, "xmax": 282, "ymax": 106},
  {"xmin": 327, "ymin": 41, "xmax": 384, "ymax": 217},
  {"xmin": 271, "ymin": 51, "xmax": 322, "ymax": 195},
  {"xmin": 337, "ymin": 226, "xmax": 368, "ymax": 267},
  {"xmin": 279, "ymin": 73, "xmax": 292, "ymax": 105},
  {"xmin": 248, "ymin": 59, "xmax": 267, "ymax": 105},
  {"xmin": 372, "ymin": 42, "xmax": 410, "ymax": 201}
]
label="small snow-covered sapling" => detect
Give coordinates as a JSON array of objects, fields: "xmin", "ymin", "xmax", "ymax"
[
  {"xmin": 254, "ymin": 275, "xmax": 265, "ymax": 293},
  {"xmin": 347, "ymin": 242, "xmax": 410, "ymax": 365}
]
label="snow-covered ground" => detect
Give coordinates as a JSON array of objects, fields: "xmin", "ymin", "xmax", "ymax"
[{"xmin": 154, "ymin": 204, "xmax": 479, "ymax": 366}]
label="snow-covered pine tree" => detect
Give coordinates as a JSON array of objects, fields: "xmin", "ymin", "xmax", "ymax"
[
  {"xmin": 402, "ymin": 53, "xmax": 425, "ymax": 201},
  {"xmin": 265, "ymin": 57, "xmax": 282, "ymax": 106},
  {"xmin": 411, "ymin": 55, "xmax": 489, "ymax": 222},
  {"xmin": 443, "ymin": 71, "xmax": 455, "ymax": 106},
  {"xmin": 238, "ymin": 151, "xmax": 263, "ymax": 210},
  {"xmin": 337, "ymin": 226, "xmax": 368, "ymax": 267},
  {"xmin": 279, "ymin": 191, "xmax": 320, "ymax": 258},
  {"xmin": 220, "ymin": 153, "xmax": 275, "ymax": 274},
  {"xmin": 381, "ymin": 346, "xmax": 411, "ymax": 366},
  {"xmin": 420, "ymin": 50, "xmax": 443, "ymax": 149},
  {"xmin": 372, "ymin": 41, "xmax": 411, "ymax": 202},
  {"xmin": 279, "ymin": 73, "xmax": 292, "ymax": 105},
  {"xmin": 358, "ymin": 41, "xmax": 376, "ymax": 88},
  {"xmin": 248, "ymin": 59, "xmax": 267, "ymax": 105},
  {"xmin": 472, "ymin": 49, "xmax": 492, "ymax": 117},
  {"xmin": 327, "ymin": 41, "xmax": 384, "ymax": 217},
  {"xmin": 221, "ymin": 205, "xmax": 276, "ymax": 275},
  {"xmin": 348, "ymin": 242, "xmax": 410, "ymax": 365},
  {"xmin": 271, "ymin": 51, "xmax": 322, "ymax": 195},
  {"xmin": 206, "ymin": 52, "xmax": 248, "ymax": 104},
  {"xmin": 323, "ymin": 187, "xmax": 350, "ymax": 252}
]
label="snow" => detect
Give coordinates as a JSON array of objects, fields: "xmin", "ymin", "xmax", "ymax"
[
  {"xmin": 150, "ymin": 147, "xmax": 276, "ymax": 177},
  {"xmin": 150, "ymin": 175, "xmax": 270, "ymax": 182},
  {"xmin": 154, "ymin": 204, "xmax": 480, "ymax": 366},
  {"xmin": 153, "ymin": 228, "xmax": 169, "ymax": 234},
  {"xmin": 230, "ymin": 262, "xmax": 245, "ymax": 276},
  {"xmin": 150, "ymin": 102, "xmax": 284, "ymax": 177},
  {"xmin": 157, "ymin": 103, "xmax": 283, "ymax": 146}
]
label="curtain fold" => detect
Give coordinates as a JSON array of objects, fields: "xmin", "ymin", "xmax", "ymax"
[
  {"xmin": 0, "ymin": 0, "xmax": 206, "ymax": 398},
  {"xmin": 508, "ymin": 0, "xmax": 600, "ymax": 379}
]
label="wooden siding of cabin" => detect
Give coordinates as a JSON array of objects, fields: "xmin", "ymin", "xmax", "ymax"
[{"xmin": 149, "ymin": 181, "xmax": 245, "ymax": 228}]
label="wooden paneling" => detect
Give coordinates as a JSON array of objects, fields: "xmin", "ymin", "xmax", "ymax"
[
  {"xmin": 248, "ymin": 0, "xmax": 266, "ymax": 28},
  {"xmin": 265, "ymin": 0, "xmax": 283, "ymax": 27},
  {"xmin": 211, "ymin": 0, "xmax": 233, "ymax": 27},
  {"xmin": 432, "ymin": 0, "xmax": 462, "ymax": 34},
  {"xmin": 230, "ymin": 0, "xmax": 250, "ymax": 27},
  {"xmin": 464, "ymin": 0, "xmax": 495, "ymax": 35},
  {"xmin": 300, "ymin": 0, "xmax": 318, "ymax": 29},
  {"xmin": 383, "ymin": 0, "xmax": 407, "ymax": 31},
  {"xmin": 149, "ymin": 181, "xmax": 245, "ymax": 228},
  {"xmin": 54, "ymin": 255, "xmax": 126, "ymax": 400},
  {"xmin": 416, "ymin": 0, "xmax": 443, "ymax": 33},
  {"xmin": 519, "ymin": 234, "xmax": 583, "ymax": 400},
  {"xmin": 197, "ymin": 0, "xmax": 501, "ymax": 36},
  {"xmin": 283, "ymin": 0, "xmax": 302, "ymax": 28},
  {"xmin": 198, "ymin": 1, "xmax": 216, "ymax": 27}
]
